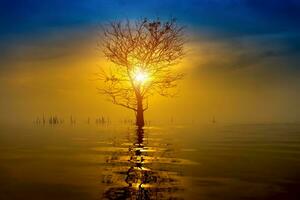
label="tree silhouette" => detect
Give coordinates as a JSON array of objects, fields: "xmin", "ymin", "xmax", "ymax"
[{"xmin": 98, "ymin": 18, "xmax": 185, "ymax": 127}]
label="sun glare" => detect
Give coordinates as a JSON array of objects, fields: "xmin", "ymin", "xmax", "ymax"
[{"xmin": 134, "ymin": 69, "xmax": 148, "ymax": 83}]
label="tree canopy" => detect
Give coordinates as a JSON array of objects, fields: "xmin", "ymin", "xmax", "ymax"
[{"xmin": 97, "ymin": 18, "xmax": 185, "ymax": 125}]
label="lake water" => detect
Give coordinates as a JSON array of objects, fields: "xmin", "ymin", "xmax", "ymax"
[{"xmin": 0, "ymin": 123, "xmax": 300, "ymax": 199}]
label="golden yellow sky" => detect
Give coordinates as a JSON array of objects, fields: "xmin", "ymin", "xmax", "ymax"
[{"xmin": 0, "ymin": 26, "xmax": 300, "ymax": 125}]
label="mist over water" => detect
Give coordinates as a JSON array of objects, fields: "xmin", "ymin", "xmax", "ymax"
[{"xmin": 0, "ymin": 123, "xmax": 300, "ymax": 199}]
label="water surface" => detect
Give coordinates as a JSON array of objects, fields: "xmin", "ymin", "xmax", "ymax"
[{"xmin": 0, "ymin": 123, "xmax": 300, "ymax": 199}]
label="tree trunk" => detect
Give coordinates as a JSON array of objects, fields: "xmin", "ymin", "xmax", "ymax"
[{"xmin": 136, "ymin": 95, "xmax": 144, "ymax": 127}]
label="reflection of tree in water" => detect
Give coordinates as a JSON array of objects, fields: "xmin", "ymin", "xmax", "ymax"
[{"xmin": 102, "ymin": 127, "xmax": 184, "ymax": 200}]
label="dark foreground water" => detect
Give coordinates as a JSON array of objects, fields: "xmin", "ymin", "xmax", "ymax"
[{"xmin": 0, "ymin": 123, "xmax": 300, "ymax": 200}]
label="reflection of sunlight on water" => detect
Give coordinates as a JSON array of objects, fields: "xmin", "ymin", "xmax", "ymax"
[
  {"xmin": 100, "ymin": 127, "xmax": 193, "ymax": 200},
  {"xmin": 1, "ymin": 124, "xmax": 300, "ymax": 199}
]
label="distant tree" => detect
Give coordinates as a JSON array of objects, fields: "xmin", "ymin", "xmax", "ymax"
[{"xmin": 98, "ymin": 18, "xmax": 185, "ymax": 127}]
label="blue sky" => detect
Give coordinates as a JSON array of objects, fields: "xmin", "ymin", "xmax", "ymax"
[
  {"xmin": 1, "ymin": 0, "xmax": 300, "ymax": 69},
  {"xmin": 1, "ymin": 0, "xmax": 300, "ymax": 37}
]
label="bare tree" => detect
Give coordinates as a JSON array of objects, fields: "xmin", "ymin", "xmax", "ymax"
[{"xmin": 98, "ymin": 18, "xmax": 185, "ymax": 127}]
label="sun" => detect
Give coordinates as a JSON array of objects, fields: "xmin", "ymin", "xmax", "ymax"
[
  {"xmin": 135, "ymin": 71, "xmax": 147, "ymax": 82},
  {"xmin": 133, "ymin": 69, "xmax": 148, "ymax": 84}
]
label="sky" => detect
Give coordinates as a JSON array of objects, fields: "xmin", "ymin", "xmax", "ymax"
[{"xmin": 0, "ymin": 0, "xmax": 300, "ymax": 124}]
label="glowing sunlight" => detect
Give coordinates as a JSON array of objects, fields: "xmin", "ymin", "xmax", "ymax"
[{"xmin": 133, "ymin": 68, "xmax": 149, "ymax": 84}]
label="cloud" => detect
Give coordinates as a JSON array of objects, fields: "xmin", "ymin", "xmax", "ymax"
[
  {"xmin": 0, "ymin": 24, "xmax": 98, "ymax": 72},
  {"xmin": 187, "ymin": 29, "xmax": 300, "ymax": 82}
]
